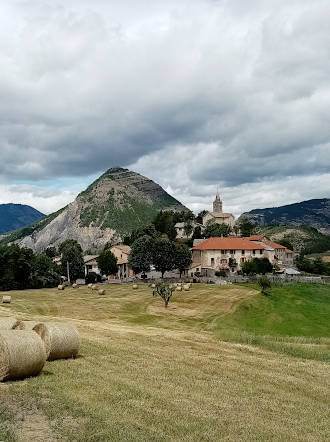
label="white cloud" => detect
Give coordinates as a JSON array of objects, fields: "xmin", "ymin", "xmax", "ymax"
[{"xmin": 0, "ymin": 184, "xmax": 78, "ymax": 214}]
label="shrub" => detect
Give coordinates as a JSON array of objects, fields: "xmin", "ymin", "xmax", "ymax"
[
  {"xmin": 85, "ymin": 272, "xmax": 102, "ymax": 284},
  {"xmin": 215, "ymin": 270, "xmax": 227, "ymax": 277}
]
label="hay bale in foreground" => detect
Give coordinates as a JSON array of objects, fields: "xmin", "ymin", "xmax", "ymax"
[
  {"xmin": 176, "ymin": 286, "xmax": 182, "ymax": 291},
  {"xmin": 0, "ymin": 330, "xmax": 46, "ymax": 381},
  {"xmin": 98, "ymin": 289, "xmax": 105, "ymax": 296},
  {"xmin": 91, "ymin": 285, "xmax": 97, "ymax": 290},
  {"xmin": 183, "ymin": 284, "xmax": 190, "ymax": 291},
  {"xmin": 0, "ymin": 318, "xmax": 19, "ymax": 330},
  {"xmin": 132, "ymin": 284, "xmax": 138, "ymax": 289},
  {"xmin": 88, "ymin": 283, "xmax": 93, "ymax": 288},
  {"xmin": 2, "ymin": 296, "xmax": 11, "ymax": 304},
  {"xmin": 57, "ymin": 285, "xmax": 64, "ymax": 290},
  {"xmin": 72, "ymin": 283, "xmax": 78, "ymax": 288},
  {"xmin": 151, "ymin": 283, "xmax": 156, "ymax": 288},
  {"xmin": 33, "ymin": 323, "xmax": 80, "ymax": 361}
]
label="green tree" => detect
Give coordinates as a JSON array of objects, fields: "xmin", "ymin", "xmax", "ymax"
[
  {"xmin": 128, "ymin": 235, "xmax": 153, "ymax": 275},
  {"xmin": 183, "ymin": 220, "xmax": 194, "ymax": 237},
  {"xmin": 258, "ymin": 276, "xmax": 271, "ymax": 295},
  {"xmin": 203, "ymin": 221, "xmax": 231, "ymax": 238},
  {"xmin": 241, "ymin": 258, "xmax": 273, "ymax": 275},
  {"xmin": 44, "ymin": 246, "xmax": 57, "ymax": 259},
  {"xmin": 123, "ymin": 224, "xmax": 159, "ymax": 246},
  {"xmin": 31, "ymin": 254, "xmax": 61, "ymax": 288},
  {"xmin": 192, "ymin": 225, "xmax": 202, "ymax": 240},
  {"xmin": 174, "ymin": 244, "xmax": 192, "ymax": 278},
  {"xmin": 59, "ymin": 240, "xmax": 84, "ymax": 282},
  {"xmin": 239, "ymin": 218, "xmax": 254, "ymax": 237},
  {"xmin": 152, "ymin": 280, "xmax": 175, "ymax": 308},
  {"xmin": 196, "ymin": 210, "xmax": 208, "ymax": 224},
  {"xmin": 97, "ymin": 250, "xmax": 118, "ymax": 276},
  {"xmin": 151, "ymin": 237, "xmax": 176, "ymax": 278}
]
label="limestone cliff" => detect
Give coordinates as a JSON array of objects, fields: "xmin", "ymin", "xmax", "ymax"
[{"xmin": 1, "ymin": 168, "xmax": 187, "ymax": 252}]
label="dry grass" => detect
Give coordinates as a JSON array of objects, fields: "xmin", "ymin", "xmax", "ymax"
[{"xmin": 0, "ymin": 283, "xmax": 329, "ymax": 441}]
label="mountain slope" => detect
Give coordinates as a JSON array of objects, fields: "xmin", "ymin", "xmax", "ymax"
[
  {"xmin": 239, "ymin": 199, "xmax": 330, "ymax": 234},
  {"xmin": 0, "ymin": 204, "xmax": 45, "ymax": 234},
  {"xmin": 1, "ymin": 168, "xmax": 188, "ymax": 251}
]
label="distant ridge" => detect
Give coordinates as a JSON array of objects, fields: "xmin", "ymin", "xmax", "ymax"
[
  {"xmin": 0, "ymin": 203, "xmax": 45, "ymax": 234},
  {"xmin": 0, "ymin": 168, "xmax": 188, "ymax": 251},
  {"xmin": 238, "ymin": 198, "xmax": 330, "ymax": 234}
]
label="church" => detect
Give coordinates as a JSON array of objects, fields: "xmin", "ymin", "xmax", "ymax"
[{"xmin": 202, "ymin": 191, "xmax": 235, "ymax": 228}]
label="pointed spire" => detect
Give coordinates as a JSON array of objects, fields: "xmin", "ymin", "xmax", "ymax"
[{"xmin": 213, "ymin": 187, "xmax": 223, "ymax": 213}]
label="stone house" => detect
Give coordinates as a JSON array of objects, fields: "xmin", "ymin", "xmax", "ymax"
[
  {"xmin": 84, "ymin": 255, "xmax": 100, "ymax": 276},
  {"xmin": 191, "ymin": 237, "xmax": 275, "ymax": 275},
  {"xmin": 247, "ymin": 235, "xmax": 294, "ymax": 267},
  {"xmin": 110, "ymin": 245, "xmax": 134, "ymax": 279},
  {"xmin": 175, "ymin": 221, "xmax": 202, "ymax": 239}
]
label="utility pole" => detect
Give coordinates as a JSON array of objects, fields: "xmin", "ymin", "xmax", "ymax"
[{"xmin": 67, "ymin": 261, "xmax": 71, "ymax": 285}]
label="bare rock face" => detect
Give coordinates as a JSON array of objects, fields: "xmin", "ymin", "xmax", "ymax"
[
  {"xmin": 238, "ymin": 199, "xmax": 330, "ymax": 234},
  {"xmin": 5, "ymin": 168, "xmax": 188, "ymax": 252}
]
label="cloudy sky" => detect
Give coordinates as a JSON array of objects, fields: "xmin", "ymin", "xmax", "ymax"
[{"xmin": 1, "ymin": 0, "xmax": 330, "ymax": 217}]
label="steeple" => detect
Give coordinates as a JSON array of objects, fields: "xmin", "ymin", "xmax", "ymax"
[{"xmin": 213, "ymin": 188, "xmax": 223, "ymax": 213}]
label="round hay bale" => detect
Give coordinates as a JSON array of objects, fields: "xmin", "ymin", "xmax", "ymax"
[
  {"xmin": 57, "ymin": 285, "xmax": 64, "ymax": 291},
  {"xmin": 0, "ymin": 330, "xmax": 46, "ymax": 381},
  {"xmin": 0, "ymin": 318, "xmax": 20, "ymax": 330},
  {"xmin": 88, "ymin": 283, "xmax": 93, "ymax": 288},
  {"xmin": 151, "ymin": 283, "xmax": 156, "ymax": 288},
  {"xmin": 176, "ymin": 286, "xmax": 182, "ymax": 291},
  {"xmin": 132, "ymin": 284, "xmax": 138, "ymax": 289},
  {"xmin": 2, "ymin": 296, "xmax": 11, "ymax": 304},
  {"xmin": 91, "ymin": 284, "xmax": 97, "ymax": 290},
  {"xmin": 33, "ymin": 323, "xmax": 80, "ymax": 361},
  {"xmin": 98, "ymin": 289, "xmax": 105, "ymax": 296},
  {"xmin": 72, "ymin": 283, "xmax": 78, "ymax": 288},
  {"xmin": 183, "ymin": 284, "xmax": 190, "ymax": 291}
]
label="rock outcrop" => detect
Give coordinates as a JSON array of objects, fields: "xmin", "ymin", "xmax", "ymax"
[{"xmin": 2, "ymin": 168, "xmax": 188, "ymax": 252}]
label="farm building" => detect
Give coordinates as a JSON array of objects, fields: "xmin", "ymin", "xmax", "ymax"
[{"xmin": 191, "ymin": 237, "xmax": 274, "ymax": 275}]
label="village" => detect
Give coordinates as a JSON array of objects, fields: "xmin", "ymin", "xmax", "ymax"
[{"xmin": 80, "ymin": 191, "xmax": 296, "ymax": 282}]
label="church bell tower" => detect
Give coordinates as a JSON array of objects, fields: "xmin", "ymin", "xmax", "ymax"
[{"xmin": 213, "ymin": 190, "xmax": 223, "ymax": 214}]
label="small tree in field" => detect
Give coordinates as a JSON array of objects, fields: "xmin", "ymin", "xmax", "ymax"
[
  {"xmin": 152, "ymin": 280, "xmax": 175, "ymax": 308},
  {"xmin": 258, "ymin": 276, "xmax": 271, "ymax": 295}
]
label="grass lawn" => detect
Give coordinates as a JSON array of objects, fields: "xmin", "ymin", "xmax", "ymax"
[
  {"xmin": 0, "ymin": 283, "xmax": 329, "ymax": 441},
  {"xmin": 306, "ymin": 251, "xmax": 330, "ymax": 262}
]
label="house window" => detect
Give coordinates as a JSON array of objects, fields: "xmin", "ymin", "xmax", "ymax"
[
  {"xmin": 252, "ymin": 250, "xmax": 256, "ymax": 255},
  {"xmin": 242, "ymin": 250, "xmax": 245, "ymax": 255},
  {"xmin": 221, "ymin": 259, "xmax": 227, "ymax": 264},
  {"xmin": 211, "ymin": 258, "xmax": 215, "ymax": 267},
  {"xmin": 221, "ymin": 250, "xmax": 225, "ymax": 254},
  {"xmin": 260, "ymin": 250, "xmax": 263, "ymax": 255},
  {"xmin": 230, "ymin": 250, "xmax": 234, "ymax": 254}
]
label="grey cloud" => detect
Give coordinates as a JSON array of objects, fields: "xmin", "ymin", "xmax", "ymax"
[{"xmin": 0, "ymin": 0, "xmax": 330, "ymax": 211}]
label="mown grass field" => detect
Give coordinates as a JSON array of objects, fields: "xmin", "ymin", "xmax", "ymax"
[{"xmin": 0, "ymin": 283, "xmax": 329, "ymax": 441}]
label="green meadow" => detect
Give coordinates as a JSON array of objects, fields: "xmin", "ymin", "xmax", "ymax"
[{"xmin": 0, "ymin": 283, "xmax": 329, "ymax": 441}]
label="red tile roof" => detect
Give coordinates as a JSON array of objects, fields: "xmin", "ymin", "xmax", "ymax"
[
  {"xmin": 247, "ymin": 236, "xmax": 286, "ymax": 250},
  {"xmin": 285, "ymin": 249, "xmax": 293, "ymax": 254},
  {"xmin": 192, "ymin": 237, "xmax": 265, "ymax": 251},
  {"xmin": 247, "ymin": 235, "xmax": 264, "ymax": 241},
  {"xmin": 264, "ymin": 240, "xmax": 286, "ymax": 249}
]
